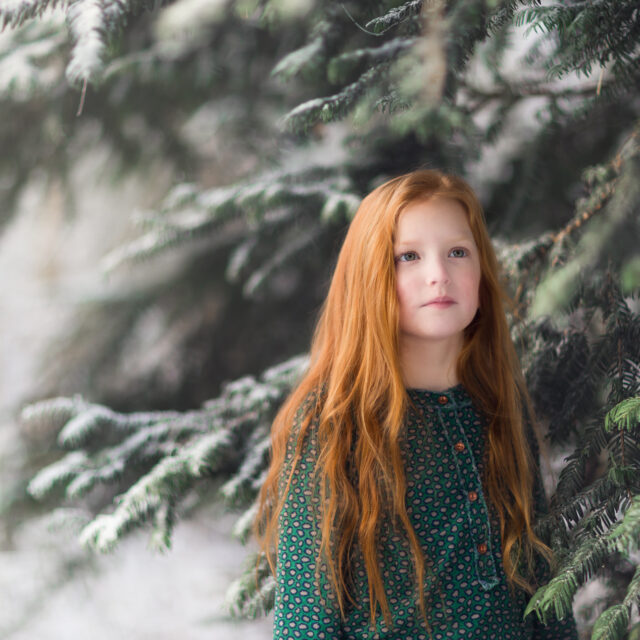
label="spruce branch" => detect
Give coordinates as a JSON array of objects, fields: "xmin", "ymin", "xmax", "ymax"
[
  {"xmin": 490, "ymin": 120, "xmax": 638, "ymax": 317},
  {"xmin": 327, "ymin": 37, "xmax": 415, "ymax": 84},
  {"xmin": 219, "ymin": 427, "xmax": 270, "ymax": 509},
  {"xmin": 525, "ymin": 535, "xmax": 609, "ymax": 624},
  {"xmin": 0, "ymin": 16, "xmax": 67, "ymax": 100},
  {"xmin": 462, "ymin": 78, "xmax": 612, "ymax": 110},
  {"xmin": 605, "ymin": 395, "xmax": 640, "ymax": 506},
  {"xmin": 225, "ymin": 552, "xmax": 275, "ymax": 619},
  {"xmin": 242, "ymin": 223, "xmax": 324, "ymax": 298},
  {"xmin": 282, "ymin": 63, "xmax": 389, "ymax": 133},
  {"xmin": 230, "ymin": 500, "xmax": 259, "ymax": 545},
  {"xmin": 0, "ymin": 0, "xmax": 65, "ymax": 29},
  {"xmin": 77, "ymin": 418, "xmax": 254, "ymax": 552},
  {"xmin": 22, "ymin": 394, "xmax": 197, "ymax": 452},
  {"xmin": 65, "ymin": 0, "xmax": 107, "ymax": 86},
  {"xmin": 523, "ymin": 267, "xmax": 640, "ymax": 635},
  {"xmin": 271, "ymin": 9, "xmax": 348, "ymax": 81},
  {"xmin": 24, "ymin": 354, "xmax": 309, "ymax": 552},
  {"xmin": 1, "ymin": 0, "xmax": 171, "ymax": 87},
  {"xmin": 607, "ymin": 495, "xmax": 640, "ymax": 555},
  {"xmin": 272, "ymin": 36, "xmax": 325, "ymax": 80},
  {"xmin": 27, "ymin": 451, "xmax": 91, "ymax": 500},
  {"xmin": 529, "ymin": 122, "xmax": 640, "ymax": 318},
  {"xmin": 102, "ymin": 169, "xmax": 358, "ymax": 297},
  {"xmin": 537, "ymin": 475, "xmax": 618, "ymax": 536},
  {"xmin": 591, "ymin": 604, "xmax": 630, "ymax": 640},
  {"xmin": 364, "ymin": 0, "xmax": 422, "ymax": 35},
  {"xmin": 20, "ymin": 395, "xmax": 81, "ymax": 435},
  {"xmin": 515, "ymin": 2, "xmax": 640, "ymax": 85},
  {"xmin": 587, "ymin": 497, "xmax": 640, "ymax": 639}
]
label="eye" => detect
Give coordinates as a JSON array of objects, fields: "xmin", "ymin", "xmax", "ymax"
[
  {"xmin": 449, "ymin": 247, "xmax": 468, "ymax": 258},
  {"xmin": 395, "ymin": 251, "xmax": 419, "ymax": 263}
]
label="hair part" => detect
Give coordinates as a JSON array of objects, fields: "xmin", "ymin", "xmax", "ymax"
[{"xmin": 255, "ymin": 169, "xmax": 554, "ymax": 629}]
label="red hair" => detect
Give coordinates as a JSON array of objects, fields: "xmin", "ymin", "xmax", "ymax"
[{"xmin": 255, "ymin": 169, "xmax": 553, "ymax": 627}]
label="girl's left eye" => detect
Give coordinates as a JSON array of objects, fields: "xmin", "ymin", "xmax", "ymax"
[{"xmin": 449, "ymin": 247, "xmax": 468, "ymax": 258}]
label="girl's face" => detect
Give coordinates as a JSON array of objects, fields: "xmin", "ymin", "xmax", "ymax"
[{"xmin": 393, "ymin": 197, "xmax": 481, "ymax": 349}]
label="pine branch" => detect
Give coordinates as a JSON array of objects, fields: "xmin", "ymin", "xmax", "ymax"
[
  {"xmin": 591, "ymin": 604, "xmax": 630, "ymax": 640},
  {"xmin": 486, "ymin": 120, "xmax": 639, "ymax": 319},
  {"xmin": 0, "ymin": 15, "xmax": 67, "ymax": 99},
  {"xmin": 364, "ymin": 0, "xmax": 422, "ymax": 36},
  {"xmin": 1, "ymin": 0, "xmax": 171, "ymax": 87},
  {"xmin": 220, "ymin": 427, "xmax": 270, "ymax": 509},
  {"xmin": 530, "ymin": 121, "xmax": 640, "ymax": 318},
  {"xmin": 327, "ymin": 37, "xmax": 415, "ymax": 84},
  {"xmin": 101, "ymin": 168, "xmax": 359, "ymax": 298},
  {"xmin": 225, "ymin": 552, "xmax": 275, "ymax": 619},
  {"xmin": 525, "ymin": 535, "xmax": 609, "ymax": 624},
  {"xmin": 523, "ymin": 263, "xmax": 640, "ymax": 633},
  {"xmin": 271, "ymin": 7, "xmax": 349, "ymax": 81},
  {"xmin": 515, "ymin": 2, "xmax": 640, "ymax": 86},
  {"xmin": 27, "ymin": 450, "xmax": 91, "ymax": 500},
  {"xmin": 282, "ymin": 63, "xmax": 389, "ymax": 133},
  {"xmin": 607, "ymin": 494, "xmax": 640, "ymax": 555},
  {"xmin": 24, "ymin": 354, "xmax": 309, "ymax": 552},
  {"xmin": 0, "ymin": 0, "xmax": 65, "ymax": 29},
  {"xmin": 537, "ymin": 475, "xmax": 619, "ymax": 537},
  {"xmin": 585, "ymin": 500, "xmax": 640, "ymax": 639},
  {"xmin": 231, "ymin": 500, "xmax": 259, "ymax": 545},
  {"xmin": 78, "ymin": 418, "xmax": 250, "ymax": 552},
  {"xmin": 20, "ymin": 395, "xmax": 80, "ymax": 435},
  {"xmin": 272, "ymin": 35, "xmax": 326, "ymax": 80},
  {"xmin": 22, "ymin": 395, "xmax": 194, "ymax": 453},
  {"xmin": 65, "ymin": 0, "xmax": 107, "ymax": 86}
]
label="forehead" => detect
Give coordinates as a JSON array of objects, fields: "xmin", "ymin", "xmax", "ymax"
[{"xmin": 394, "ymin": 197, "xmax": 474, "ymax": 241}]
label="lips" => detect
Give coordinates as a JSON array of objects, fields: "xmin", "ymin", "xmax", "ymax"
[{"xmin": 424, "ymin": 296, "xmax": 455, "ymax": 306}]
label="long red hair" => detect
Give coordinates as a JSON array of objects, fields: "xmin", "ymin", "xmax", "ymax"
[{"xmin": 255, "ymin": 169, "xmax": 553, "ymax": 627}]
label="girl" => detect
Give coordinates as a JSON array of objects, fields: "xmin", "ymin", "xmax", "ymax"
[{"xmin": 256, "ymin": 170, "xmax": 579, "ymax": 639}]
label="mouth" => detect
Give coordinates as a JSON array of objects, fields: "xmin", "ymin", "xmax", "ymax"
[{"xmin": 423, "ymin": 296, "xmax": 455, "ymax": 306}]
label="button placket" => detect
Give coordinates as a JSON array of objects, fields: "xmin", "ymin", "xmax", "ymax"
[{"xmin": 436, "ymin": 403, "xmax": 499, "ymax": 591}]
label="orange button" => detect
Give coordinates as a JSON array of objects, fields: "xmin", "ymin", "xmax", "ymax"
[
  {"xmin": 468, "ymin": 490, "xmax": 478, "ymax": 502},
  {"xmin": 438, "ymin": 395, "xmax": 448, "ymax": 404},
  {"xmin": 477, "ymin": 542, "xmax": 488, "ymax": 555},
  {"xmin": 454, "ymin": 441, "xmax": 465, "ymax": 452}
]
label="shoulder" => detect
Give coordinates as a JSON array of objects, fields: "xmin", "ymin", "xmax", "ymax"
[
  {"xmin": 289, "ymin": 387, "xmax": 323, "ymax": 441},
  {"xmin": 282, "ymin": 387, "xmax": 324, "ymax": 475}
]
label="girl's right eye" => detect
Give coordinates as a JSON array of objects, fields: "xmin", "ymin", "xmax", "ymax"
[{"xmin": 395, "ymin": 251, "xmax": 419, "ymax": 263}]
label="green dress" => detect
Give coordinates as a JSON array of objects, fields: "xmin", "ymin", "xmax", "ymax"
[{"xmin": 274, "ymin": 384, "xmax": 579, "ymax": 639}]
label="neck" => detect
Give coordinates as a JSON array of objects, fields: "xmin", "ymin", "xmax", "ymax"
[{"xmin": 398, "ymin": 334, "xmax": 463, "ymax": 391}]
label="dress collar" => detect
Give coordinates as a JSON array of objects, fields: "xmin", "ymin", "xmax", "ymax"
[{"xmin": 406, "ymin": 383, "xmax": 472, "ymax": 409}]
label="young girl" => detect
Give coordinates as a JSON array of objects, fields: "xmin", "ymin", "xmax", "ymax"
[{"xmin": 256, "ymin": 170, "xmax": 579, "ymax": 639}]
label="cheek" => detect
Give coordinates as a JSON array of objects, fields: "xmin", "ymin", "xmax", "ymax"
[
  {"xmin": 395, "ymin": 272, "xmax": 414, "ymax": 308},
  {"xmin": 468, "ymin": 272, "xmax": 481, "ymax": 308}
]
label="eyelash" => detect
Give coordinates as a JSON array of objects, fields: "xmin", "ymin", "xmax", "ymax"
[{"xmin": 394, "ymin": 248, "xmax": 469, "ymax": 262}]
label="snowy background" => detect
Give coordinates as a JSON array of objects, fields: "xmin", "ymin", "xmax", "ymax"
[{"xmin": 0, "ymin": 145, "xmax": 271, "ymax": 639}]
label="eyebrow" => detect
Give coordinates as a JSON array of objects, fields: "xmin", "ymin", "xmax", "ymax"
[{"xmin": 394, "ymin": 236, "xmax": 475, "ymax": 247}]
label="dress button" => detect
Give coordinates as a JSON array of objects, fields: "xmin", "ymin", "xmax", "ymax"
[
  {"xmin": 468, "ymin": 490, "xmax": 478, "ymax": 502},
  {"xmin": 477, "ymin": 542, "xmax": 488, "ymax": 555},
  {"xmin": 454, "ymin": 441, "xmax": 465, "ymax": 452},
  {"xmin": 438, "ymin": 395, "xmax": 448, "ymax": 405}
]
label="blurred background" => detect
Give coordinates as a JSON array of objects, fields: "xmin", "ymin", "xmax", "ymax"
[{"xmin": 0, "ymin": 1, "xmax": 638, "ymax": 638}]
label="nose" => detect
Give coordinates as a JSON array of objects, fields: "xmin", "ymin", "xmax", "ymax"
[{"xmin": 425, "ymin": 254, "xmax": 450, "ymax": 285}]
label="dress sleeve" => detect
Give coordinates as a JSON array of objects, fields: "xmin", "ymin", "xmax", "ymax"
[
  {"xmin": 524, "ymin": 417, "xmax": 579, "ymax": 640},
  {"xmin": 273, "ymin": 400, "xmax": 345, "ymax": 639}
]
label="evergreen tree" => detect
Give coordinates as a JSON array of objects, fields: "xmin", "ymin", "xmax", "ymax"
[{"xmin": 2, "ymin": 0, "xmax": 639, "ymax": 637}]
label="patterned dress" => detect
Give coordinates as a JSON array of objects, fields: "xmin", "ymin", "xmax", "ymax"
[{"xmin": 274, "ymin": 384, "xmax": 579, "ymax": 639}]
